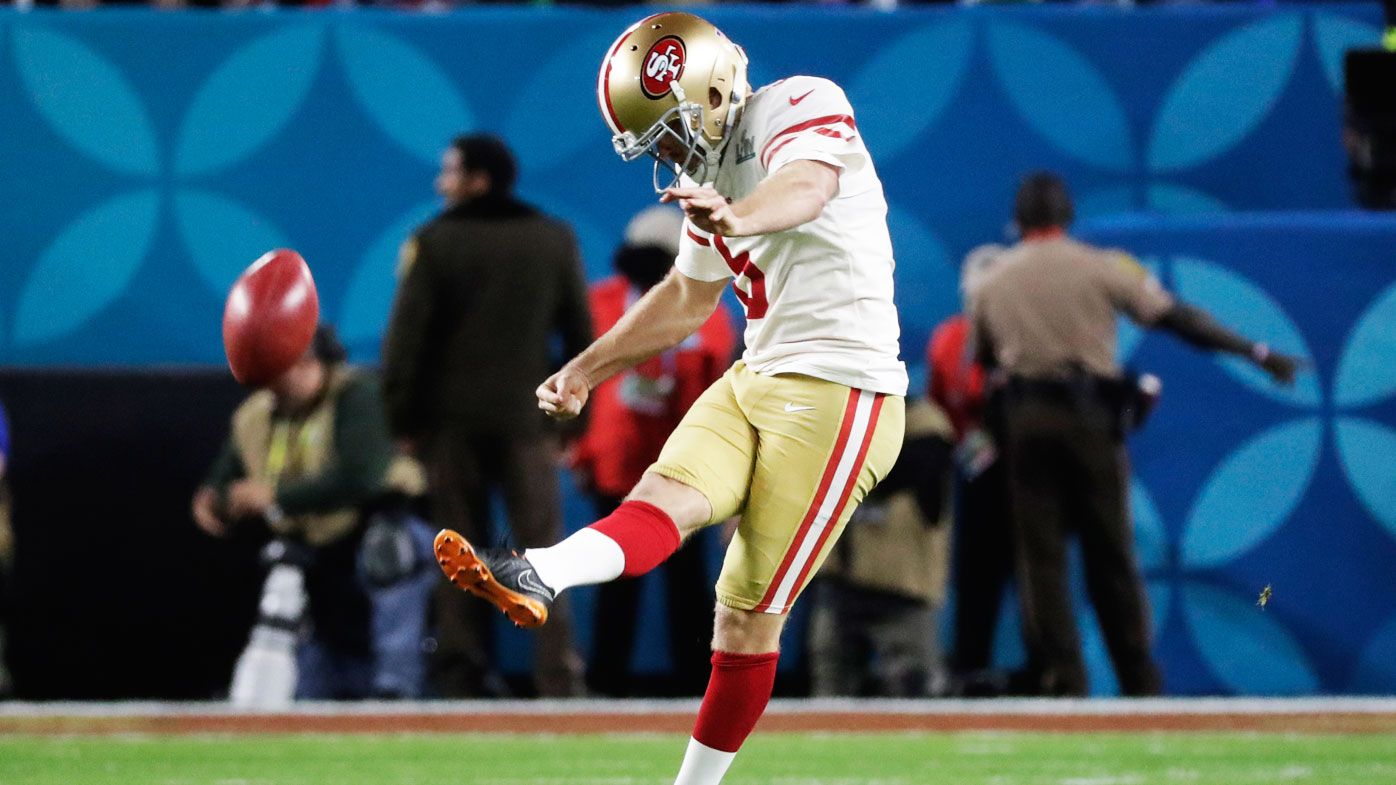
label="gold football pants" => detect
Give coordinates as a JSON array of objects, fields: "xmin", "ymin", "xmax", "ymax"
[{"xmin": 649, "ymin": 362, "xmax": 904, "ymax": 614}]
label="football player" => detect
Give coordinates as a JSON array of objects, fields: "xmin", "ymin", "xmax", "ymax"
[{"xmin": 435, "ymin": 12, "xmax": 908, "ymax": 784}]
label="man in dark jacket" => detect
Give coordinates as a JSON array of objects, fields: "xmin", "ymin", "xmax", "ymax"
[{"xmin": 382, "ymin": 134, "xmax": 590, "ymax": 697}]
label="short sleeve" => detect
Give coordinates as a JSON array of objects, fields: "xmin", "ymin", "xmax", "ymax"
[
  {"xmin": 1103, "ymin": 252, "xmax": 1174, "ymax": 325},
  {"xmin": 759, "ymin": 77, "xmax": 865, "ymax": 176},
  {"xmin": 675, "ymin": 220, "xmax": 732, "ymax": 283}
]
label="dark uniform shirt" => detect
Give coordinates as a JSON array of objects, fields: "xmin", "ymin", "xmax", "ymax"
[
  {"xmin": 972, "ymin": 236, "xmax": 1174, "ymax": 381},
  {"xmin": 382, "ymin": 196, "xmax": 592, "ymax": 439}
]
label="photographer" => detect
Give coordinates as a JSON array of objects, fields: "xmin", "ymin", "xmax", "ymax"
[
  {"xmin": 807, "ymin": 398, "xmax": 955, "ymax": 697},
  {"xmin": 194, "ymin": 325, "xmax": 431, "ymax": 699}
]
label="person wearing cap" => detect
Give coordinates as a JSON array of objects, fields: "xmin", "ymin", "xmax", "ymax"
[
  {"xmin": 194, "ymin": 325, "xmax": 432, "ymax": 699},
  {"xmin": 572, "ymin": 206, "xmax": 736, "ymax": 696},
  {"xmin": 972, "ymin": 172, "xmax": 1303, "ymax": 696},
  {"xmin": 381, "ymin": 133, "xmax": 591, "ymax": 698},
  {"xmin": 805, "ymin": 395, "xmax": 956, "ymax": 698}
]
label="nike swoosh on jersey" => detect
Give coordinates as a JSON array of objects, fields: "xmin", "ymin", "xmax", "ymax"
[
  {"xmin": 783, "ymin": 402, "xmax": 816, "ymax": 413},
  {"xmin": 789, "ymin": 90, "xmax": 815, "ymax": 106}
]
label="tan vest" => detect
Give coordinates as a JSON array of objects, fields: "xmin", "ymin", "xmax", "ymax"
[
  {"xmin": 232, "ymin": 367, "xmax": 425, "ymax": 546},
  {"xmin": 822, "ymin": 399, "xmax": 954, "ymax": 604}
]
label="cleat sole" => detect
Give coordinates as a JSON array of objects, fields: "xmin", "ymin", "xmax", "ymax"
[{"xmin": 433, "ymin": 529, "xmax": 548, "ymax": 629}]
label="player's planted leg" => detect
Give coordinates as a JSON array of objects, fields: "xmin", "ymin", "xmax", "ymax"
[{"xmin": 674, "ymin": 606, "xmax": 785, "ymax": 785}]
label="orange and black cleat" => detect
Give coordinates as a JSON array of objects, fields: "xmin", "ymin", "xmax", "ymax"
[{"xmin": 434, "ymin": 529, "xmax": 554, "ymax": 629}]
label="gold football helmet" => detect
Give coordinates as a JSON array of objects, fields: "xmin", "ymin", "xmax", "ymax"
[{"xmin": 596, "ymin": 12, "xmax": 749, "ymax": 190}]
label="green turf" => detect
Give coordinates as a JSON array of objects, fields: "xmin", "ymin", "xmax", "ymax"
[{"xmin": 2, "ymin": 732, "xmax": 1395, "ymax": 785}]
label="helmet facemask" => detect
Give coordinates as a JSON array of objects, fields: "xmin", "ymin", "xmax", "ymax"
[{"xmin": 611, "ymin": 94, "xmax": 712, "ymax": 192}]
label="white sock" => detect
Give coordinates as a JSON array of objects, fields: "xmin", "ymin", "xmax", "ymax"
[
  {"xmin": 673, "ymin": 737, "xmax": 737, "ymax": 785},
  {"xmin": 524, "ymin": 528, "xmax": 624, "ymax": 593}
]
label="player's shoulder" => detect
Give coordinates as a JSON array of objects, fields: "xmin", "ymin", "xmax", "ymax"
[
  {"xmin": 756, "ymin": 75, "xmax": 845, "ymax": 97},
  {"xmin": 745, "ymin": 76, "xmax": 856, "ymax": 152},
  {"xmin": 752, "ymin": 75, "xmax": 851, "ymax": 115}
]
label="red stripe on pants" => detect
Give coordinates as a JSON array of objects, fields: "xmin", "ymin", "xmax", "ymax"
[{"xmin": 754, "ymin": 389, "xmax": 860, "ymax": 613}]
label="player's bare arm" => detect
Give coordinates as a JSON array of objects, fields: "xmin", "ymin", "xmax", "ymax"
[
  {"xmin": 661, "ymin": 160, "xmax": 839, "ymax": 237},
  {"xmin": 537, "ymin": 269, "xmax": 727, "ymax": 420}
]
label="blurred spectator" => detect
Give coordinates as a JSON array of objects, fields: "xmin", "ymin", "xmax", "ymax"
[
  {"xmin": 928, "ymin": 244, "xmax": 1021, "ymax": 693},
  {"xmin": 807, "ymin": 398, "xmax": 955, "ymax": 697},
  {"xmin": 973, "ymin": 172, "xmax": 1302, "ymax": 696},
  {"xmin": 195, "ymin": 325, "xmax": 434, "ymax": 699},
  {"xmin": 382, "ymin": 133, "xmax": 590, "ymax": 698},
  {"xmin": 571, "ymin": 206, "xmax": 735, "ymax": 696},
  {"xmin": 0, "ymin": 398, "xmax": 11, "ymax": 698}
]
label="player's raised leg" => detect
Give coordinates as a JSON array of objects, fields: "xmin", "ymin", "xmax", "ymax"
[{"xmin": 435, "ymin": 368, "xmax": 754, "ymax": 627}]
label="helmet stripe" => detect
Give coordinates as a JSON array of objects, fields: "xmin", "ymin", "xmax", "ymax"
[{"xmin": 597, "ymin": 13, "xmax": 667, "ymax": 137}]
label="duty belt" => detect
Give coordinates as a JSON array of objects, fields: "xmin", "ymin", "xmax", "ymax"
[{"xmin": 1004, "ymin": 374, "xmax": 1120, "ymax": 407}]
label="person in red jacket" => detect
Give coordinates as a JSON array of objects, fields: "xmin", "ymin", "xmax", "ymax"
[
  {"xmin": 927, "ymin": 243, "xmax": 1019, "ymax": 692},
  {"xmin": 572, "ymin": 206, "xmax": 736, "ymax": 696}
]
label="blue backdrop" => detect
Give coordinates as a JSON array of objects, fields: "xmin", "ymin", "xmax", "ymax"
[
  {"xmin": 1074, "ymin": 212, "xmax": 1396, "ymax": 696},
  {"xmin": 2, "ymin": 4, "xmax": 1393, "ymax": 695}
]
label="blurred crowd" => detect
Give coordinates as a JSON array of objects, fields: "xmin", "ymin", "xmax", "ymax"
[
  {"xmin": 0, "ymin": 132, "xmax": 1300, "ymax": 704},
  {"xmin": 235, "ymin": 137, "xmax": 1288, "ymax": 702}
]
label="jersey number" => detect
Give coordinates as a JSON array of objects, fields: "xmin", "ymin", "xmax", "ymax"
[{"xmin": 714, "ymin": 235, "xmax": 769, "ymax": 319}]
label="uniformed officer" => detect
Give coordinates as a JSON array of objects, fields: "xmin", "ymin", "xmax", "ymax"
[{"xmin": 972, "ymin": 172, "xmax": 1301, "ymax": 696}]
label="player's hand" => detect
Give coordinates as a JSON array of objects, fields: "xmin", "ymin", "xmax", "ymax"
[
  {"xmin": 661, "ymin": 186, "xmax": 748, "ymax": 236},
  {"xmin": 537, "ymin": 366, "xmax": 592, "ymax": 421},
  {"xmin": 1257, "ymin": 350, "xmax": 1304, "ymax": 386},
  {"xmin": 227, "ymin": 479, "xmax": 275, "ymax": 520},
  {"xmin": 192, "ymin": 486, "xmax": 229, "ymax": 537}
]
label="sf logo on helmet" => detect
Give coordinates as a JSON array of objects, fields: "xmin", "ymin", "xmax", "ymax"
[{"xmin": 641, "ymin": 36, "xmax": 686, "ymax": 99}]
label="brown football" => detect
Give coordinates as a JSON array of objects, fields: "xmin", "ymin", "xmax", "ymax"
[{"xmin": 222, "ymin": 249, "xmax": 319, "ymax": 387}]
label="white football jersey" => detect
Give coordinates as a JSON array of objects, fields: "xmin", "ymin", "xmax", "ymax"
[{"xmin": 675, "ymin": 76, "xmax": 907, "ymax": 396}]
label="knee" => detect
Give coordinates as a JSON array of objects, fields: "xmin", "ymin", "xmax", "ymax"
[
  {"xmin": 626, "ymin": 473, "xmax": 713, "ymax": 538},
  {"xmin": 712, "ymin": 604, "xmax": 785, "ymax": 654}
]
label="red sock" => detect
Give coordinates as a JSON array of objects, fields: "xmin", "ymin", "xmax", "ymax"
[
  {"xmin": 589, "ymin": 500, "xmax": 681, "ymax": 578},
  {"xmin": 691, "ymin": 650, "xmax": 780, "ymax": 753}
]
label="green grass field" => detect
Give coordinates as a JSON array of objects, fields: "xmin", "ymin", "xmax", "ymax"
[{"xmin": 3, "ymin": 732, "xmax": 1395, "ymax": 785}]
